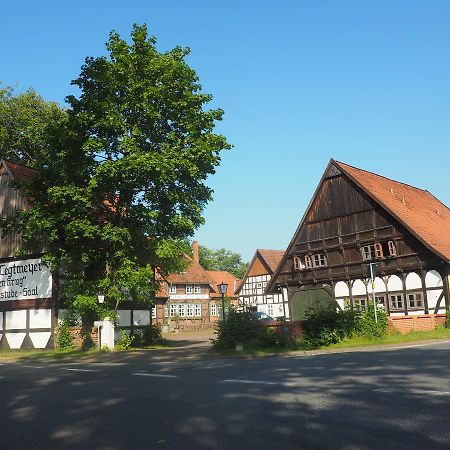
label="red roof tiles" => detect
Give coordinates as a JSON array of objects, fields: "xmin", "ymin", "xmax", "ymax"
[
  {"xmin": 206, "ymin": 270, "xmax": 240, "ymax": 298},
  {"xmin": 1, "ymin": 159, "xmax": 38, "ymax": 182},
  {"xmin": 335, "ymin": 160, "xmax": 450, "ymax": 262}
]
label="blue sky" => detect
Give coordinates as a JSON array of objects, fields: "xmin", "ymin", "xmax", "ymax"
[{"xmin": 2, "ymin": 1, "xmax": 450, "ymax": 261}]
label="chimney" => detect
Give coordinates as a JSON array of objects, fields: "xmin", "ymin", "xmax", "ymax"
[{"xmin": 193, "ymin": 241, "xmax": 199, "ymax": 263}]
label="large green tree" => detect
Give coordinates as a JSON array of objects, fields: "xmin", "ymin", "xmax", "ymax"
[
  {"xmin": 1, "ymin": 24, "xmax": 230, "ymax": 319},
  {"xmin": 199, "ymin": 245, "xmax": 248, "ymax": 279}
]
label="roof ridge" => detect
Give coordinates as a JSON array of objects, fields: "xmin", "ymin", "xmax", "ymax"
[
  {"xmin": 335, "ymin": 160, "xmax": 429, "ymax": 193},
  {"xmin": 1, "ymin": 158, "xmax": 38, "ymax": 172}
]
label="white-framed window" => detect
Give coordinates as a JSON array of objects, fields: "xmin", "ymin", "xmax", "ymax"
[
  {"xmin": 353, "ymin": 297, "xmax": 368, "ymax": 311},
  {"xmin": 195, "ymin": 304, "xmax": 202, "ymax": 317},
  {"xmin": 268, "ymin": 304, "xmax": 273, "ymax": 316},
  {"xmin": 170, "ymin": 304, "xmax": 177, "ymax": 317},
  {"xmin": 388, "ymin": 241, "xmax": 397, "ymax": 257},
  {"xmin": 408, "ymin": 292, "xmax": 423, "ymax": 309},
  {"xmin": 164, "ymin": 305, "xmax": 169, "ymax": 317},
  {"xmin": 361, "ymin": 243, "xmax": 383, "ymax": 261},
  {"xmin": 389, "ymin": 294, "xmax": 404, "ymax": 310},
  {"xmin": 312, "ymin": 253, "xmax": 327, "ymax": 268},
  {"xmin": 169, "ymin": 284, "xmax": 177, "ymax": 294},
  {"xmin": 151, "ymin": 307, "xmax": 156, "ymax": 319},
  {"xmin": 186, "ymin": 304, "xmax": 194, "ymax": 317},
  {"xmin": 257, "ymin": 282, "xmax": 262, "ymax": 288},
  {"xmin": 210, "ymin": 302, "xmax": 218, "ymax": 316},
  {"xmin": 304, "ymin": 255, "xmax": 313, "ymax": 269},
  {"xmin": 193, "ymin": 284, "xmax": 201, "ymax": 294},
  {"xmin": 178, "ymin": 304, "xmax": 186, "ymax": 317},
  {"xmin": 186, "ymin": 285, "xmax": 193, "ymax": 294}
]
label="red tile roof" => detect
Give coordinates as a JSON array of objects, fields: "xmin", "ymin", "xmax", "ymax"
[
  {"xmin": 206, "ymin": 270, "xmax": 240, "ymax": 298},
  {"xmin": 1, "ymin": 159, "xmax": 38, "ymax": 182},
  {"xmin": 166, "ymin": 255, "xmax": 215, "ymax": 285},
  {"xmin": 335, "ymin": 160, "xmax": 450, "ymax": 262},
  {"xmin": 258, "ymin": 249, "xmax": 285, "ymax": 273}
]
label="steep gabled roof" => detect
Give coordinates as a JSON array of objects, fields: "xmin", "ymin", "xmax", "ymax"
[
  {"xmin": 166, "ymin": 255, "xmax": 216, "ymax": 285},
  {"xmin": 267, "ymin": 159, "xmax": 450, "ymax": 292},
  {"xmin": 207, "ymin": 270, "xmax": 240, "ymax": 298},
  {"xmin": 1, "ymin": 159, "xmax": 38, "ymax": 182},
  {"xmin": 235, "ymin": 249, "xmax": 284, "ymax": 294},
  {"xmin": 335, "ymin": 160, "xmax": 450, "ymax": 262}
]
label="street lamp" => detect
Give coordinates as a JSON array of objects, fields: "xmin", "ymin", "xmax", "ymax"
[
  {"xmin": 97, "ymin": 294, "xmax": 105, "ymax": 304},
  {"xmin": 218, "ymin": 282, "xmax": 228, "ymax": 321}
]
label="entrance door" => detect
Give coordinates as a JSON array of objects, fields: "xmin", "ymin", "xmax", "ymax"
[{"xmin": 290, "ymin": 288, "xmax": 333, "ymax": 321}]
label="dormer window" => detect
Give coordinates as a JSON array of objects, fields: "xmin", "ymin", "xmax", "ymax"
[
  {"xmin": 169, "ymin": 284, "xmax": 177, "ymax": 294},
  {"xmin": 361, "ymin": 243, "xmax": 383, "ymax": 261}
]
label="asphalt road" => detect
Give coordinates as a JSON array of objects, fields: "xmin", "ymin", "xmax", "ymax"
[{"xmin": 1, "ymin": 340, "xmax": 450, "ymax": 450}]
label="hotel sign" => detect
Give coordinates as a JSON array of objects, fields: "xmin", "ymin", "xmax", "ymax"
[{"xmin": 0, "ymin": 258, "xmax": 52, "ymax": 301}]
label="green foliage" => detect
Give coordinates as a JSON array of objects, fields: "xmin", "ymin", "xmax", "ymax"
[
  {"xmin": 358, "ymin": 305, "xmax": 388, "ymax": 338},
  {"xmin": 115, "ymin": 330, "xmax": 135, "ymax": 350},
  {"xmin": 55, "ymin": 322, "xmax": 75, "ymax": 350},
  {"xmin": 0, "ymin": 24, "xmax": 230, "ymax": 323},
  {"xmin": 0, "ymin": 86, "xmax": 67, "ymax": 165},
  {"xmin": 446, "ymin": 309, "xmax": 450, "ymax": 328},
  {"xmin": 131, "ymin": 325, "xmax": 164, "ymax": 347},
  {"xmin": 302, "ymin": 304, "xmax": 388, "ymax": 349},
  {"xmin": 198, "ymin": 245, "xmax": 248, "ymax": 278},
  {"xmin": 211, "ymin": 309, "xmax": 288, "ymax": 351}
]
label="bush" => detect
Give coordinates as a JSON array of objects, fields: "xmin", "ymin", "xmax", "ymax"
[
  {"xmin": 211, "ymin": 309, "xmax": 288, "ymax": 351},
  {"xmin": 358, "ymin": 305, "xmax": 388, "ymax": 338},
  {"xmin": 131, "ymin": 325, "xmax": 164, "ymax": 347},
  {"xmin": 446, "ymin": 310, "xmax": 450, "ymax": 329},
  {"xmin": 302, "ymin": 304, "xmax": 360, "ymax": 349},
  {"xmin": 115, "ymin": 330, "xmax": 134, "ymax": 350},
  {"xmin": 301, "ymin": 303, "xmax": 388, "ymax": 349},
  {"xmin": 56, "ymin": 323, "xmax": 75, "ymax": 350}
]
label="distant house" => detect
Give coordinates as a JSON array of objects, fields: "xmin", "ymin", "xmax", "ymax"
[
  {"xmin": 236, "ymin": 249, "xmax": 288, "ymax": 319},
  {"xmin": 267, "ymin": 160, "xmax": 450, "ymax": 332},
  {"xmin": 154, "ymin": 242, "xmax": 239, "ymax": 330}
]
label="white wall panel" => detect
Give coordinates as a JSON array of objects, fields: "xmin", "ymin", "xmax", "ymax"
[
  {"xmin": 426, "ymin": 289, "xmax": 442, "ymax": 310},
  {"xmin": 5, "ymin": 310, "xmax": 27, "ymax": 330},
  {"xmin": 29, "ymin": 332, "xmax": 51, "ymax": 348},
  {"xmin": 5, "ymin": 332, "xmax": 26, "ymax": 349},
  {"xmin": 335, "ymin": 281, "xmax": 349, "ymax": 298},
  {"xmin": 29, "ymin": 309, "xmax": 52, "ymax": 329},
  {"xmin": 405, "ymin": 273, "xmax": 422, "ymax": 290},
  {"xmin": 352, "ymin": 279, "xmax": 366, "ymax": 296},
  {"xmin": 387, "ymin": 275, "xmax": 402, "ymax": 292},
  {"xmin": 425, "ymin": 270, "xmax": 443, "ymax": 288}
]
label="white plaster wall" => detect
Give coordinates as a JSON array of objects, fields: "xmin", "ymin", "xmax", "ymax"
[
  {"xmin": 29, "ymin": 309, "xmax": 52, "ymax": 329},
  {"xmin": 29, "ymin": 332, "xmax": 51, "ymax": 348},
  {"xmin": 336, "ymin": 298, "xmax": 345, "ymax": 310},
  {"xmin": 117, "ymin": 310, "xmax": 131, "ymax": 327},
  {"xmin": 5, "ymin": 332, "xmax": 26, "ymax": 349},
  {"xmin": 408, "ymin": 310, "xmax": 426, "ymax": 316},
  {"xmin": 405, "ymin": 272, "xmax": 422, "ymax": 290},
  {"xmin": 352, "ymin": 279, "xmax": 366, "ymax": 296},
  {"xmin": 425, "ymin": 270, "xmax": 443, "ymax": 288},
  {"xmin": 427, "ymin": 289, "xmax": 443, "ymax": 310},
  {"xmin": 5, "ymin": 310, "xmax": 27, "ymax": 330},
  {"xmin": 387, "ymin": 275, "xmax": 403, "ymax": 291},
  {"xmin": 367, "ymin": 277, "xmax": 385, "ymax": 294},
  {"xmin": 335, "ymin": 281, "xmax": 349, "ymax": 298},
  {"xmin": 133, "ymin": 310, "xmax": 150, "ymax": 326}
]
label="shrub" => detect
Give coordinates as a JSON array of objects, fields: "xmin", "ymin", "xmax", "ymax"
[
  {"xmin": 211, "ymin": 309, "xmax": 288, "ymax": 351},
  {"xmin": 56, "ymin": 323, "xmax": 75, "ymax": 350},
  {"xmin": 358, "ymin": 305, "xmax": 388, "ymax": 338},
  {"xmin": 115, "ymin": 330, "xmax": 134, "ymax": 350},
  {"xmin": 130, "ymin": 325, "xmax": 164, "ymax": 347},
  {"xmin": 446, "ymin": 310, "xmax": 450, "ymax": 329},
  {"xmin": 302, "ymin": 304, "xmax": 360, "ymax": 349}
]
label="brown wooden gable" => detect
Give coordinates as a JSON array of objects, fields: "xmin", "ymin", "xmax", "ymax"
[
  {"xmin": 267, "ymin": 160, "xmax": 442, "ymax": 292},
  {"xmin": 0, "ymin": 162, "xmax": 30, "ymax": 258},
  {"xmin": 248, "ymin": 254, "xmax": 270, "ymax": 277}
]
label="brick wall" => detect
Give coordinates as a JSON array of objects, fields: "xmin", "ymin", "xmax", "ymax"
[
  {"xmin": 388, "ymin": 314, "xmax": 447, "ymax": 334},
  {"xmin": 55, "ymin": 326, "xmax": 99, "ymax": 349}
]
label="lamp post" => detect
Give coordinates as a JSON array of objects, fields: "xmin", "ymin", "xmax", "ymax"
[
  {"xmin": 368, "ymin": 263, "xmax": 378, "ymax": 323},
  {"xmin": 218, "ymin": 282, "xmax": 228, "ymax": 321}
]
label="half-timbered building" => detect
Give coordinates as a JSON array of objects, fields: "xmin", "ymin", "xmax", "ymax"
[
  {"xmin": 0, "ymin": 159, "xmax": 57, "ymax": 350},
  {"xmin": 236, "ymin": 249, "xmax": 289, "ymax": 319},
  {"xmin": 267, "ymin": 160, "xmax": 450, "ymax": 331}
]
